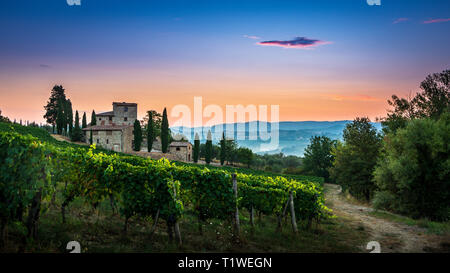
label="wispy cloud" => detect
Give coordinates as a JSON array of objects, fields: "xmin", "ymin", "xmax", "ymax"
[
  {"xmin": 321, "ymin": 94, "xmax": 382, "ymax": 102},
  {"xmin": 393, "ymin": 18, "xmax": 409, "ymax": 24},
  {"xmin": 243, "ymin": 34, "xmax": 261, "ymax": 40},
  {"xmin": 257, "ymin": 37, "xmax": 331, "ymax": 49},
  {"xmin": 39, "ymin": 64, "xmax": 52, "ymax": 69},
  {"xmin": 423, "ymin": 18, "xmax": 450, "ymax": 24}
]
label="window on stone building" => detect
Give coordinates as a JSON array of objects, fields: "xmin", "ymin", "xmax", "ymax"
[
  {"xmin": 124, "ymin": 117, "xmax": 128, "ymax": 121},
  {"xmin": 176, "ymin": 147, "xmax": 180, "ymax": 151},
  {"xmin": 97, "ymin": 139, "xmax": 99, "ymax": 144},
  {"xmin": 99, "ymin": 118, "xmax": 102, "ymax": 121},
  {"xmin": 106, "ymin": 139, "xmax": 109, "ymax": 144},
  {"xmin": 124, "ymin": 106, "xmax": 128, "ymax": 112},
  {"xmin": 109, "ymin": 117, "xmax": 112, "ymax": 121}
]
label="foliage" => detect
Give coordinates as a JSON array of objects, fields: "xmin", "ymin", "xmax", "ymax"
[
  {"xmin": 330, "ymin": 118, "xmax": 382, "ymax": 201},
  {"xmin": 82, "ymin": 112, "xmax": 87, "ymax": 129},
  {"xmin": 220, "ymin": 132, "xmax": 226, "ymax": 165},
  {"xmin": 193, "ymin": 133, "xmax": 200, "ymax": 163},
  {"xmin": 303, "ymin": 136, "xmax": 336, "ymax": 182},
  {"xmin": 147, "ymin": 111, "xmax": 154, "ymax": 152},
  {"xmin": 65, "ymin": 99, "xmax": 73, "ymax": 135},
  {"xmin": 381, "ymin": 69, "xmax": 449, "ymax": 134},
  {"xmin": 205, "ymin": 131, "xmax": 212, "ymax": 164},
  {"xmin": 373, "ymin": 113, "xmax": 450, "ymax": 221},
  {"xmin": 44, "ymin": 85, "xmax": 66, "ymax": 126},
  {"xmin": 70, "ymin": 111, "xmax": 83, "ymax": 142},
  {"xmin": 161, "ymin": 108, "xmax": 169, "ymax": 153},
  {"xmin": 142, "ymin": 110, "xmax": 162, "ymax": 137},
  {"xmin": 133, "ymin": 119, "xmax": 142, "ymax": 151},
  {"xmin": 236, "ymin": 147, "xmax": 253, "ymax": 168},
  {"xmin": 0, "ymin": 131, "xmax": 52, "ymax": 243},
  {"xmin": 90, "ymin": 110, "xmax": 96, "ymax": 126}
]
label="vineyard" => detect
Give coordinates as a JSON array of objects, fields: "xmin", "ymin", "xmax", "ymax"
[{"xmin": 0, "ymin": 123, "xmax": 357, "ymax": 252}]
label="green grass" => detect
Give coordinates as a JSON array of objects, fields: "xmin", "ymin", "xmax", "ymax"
[
  {"xmin": 369, "ymin": 210, "xmax": 450, "ymax": 235},
  {"xmin": 1, "ymin": 195, "xmax": 369, "ymax": 253}
]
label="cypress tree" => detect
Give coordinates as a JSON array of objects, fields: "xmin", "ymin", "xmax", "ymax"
[
  {"xmin": 56, "ymin": 102, "xmax": 64, "ymax": 134},
  {"xmin": 133, "ymin": 119, "xmax": 142, "ymax": 151},
  {"xmin": 82, "ymin": 112, "xmax": 87, "ymax": 128},
  {"xmin": 89, "ymin": 129, "xmax": 93, "ymax": 145},
  {"xmin": 71, "ymin": 110, "xmax": 82, "ymax": 141},
  {"xmin": 220, "ymin": 132, "xmax": 226, "ymax": 165},
  {"xmin": 147, "ymin": 111, "xmax": 154, "ymax": 152},
  {"xmin": 66, "ymin": 99, "xmax": 73, "ymax": 135},
  {"xmin": 161, "ymin": 107, "xmax": 169, "ymax": 153},
  {"xmin": 91, "ymin": 110, "xmax": 97, "ymax": 126},
  {"xmin": 193, "ymin": 133, "xmax": 200, "ymax": 163},
  {"xmin": 205, "ymin": 130, "xmax": 212, "ymax": 164}
]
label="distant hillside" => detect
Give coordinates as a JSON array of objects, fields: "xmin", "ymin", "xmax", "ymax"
[{"xmin": 171, "ymin": 121, "xmax": 382, "ymax": 156}]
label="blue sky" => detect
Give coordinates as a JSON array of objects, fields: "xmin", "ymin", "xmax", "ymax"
[{"xmin": 0, "ymin": 0, "xmax": 449, "ymax": 123}]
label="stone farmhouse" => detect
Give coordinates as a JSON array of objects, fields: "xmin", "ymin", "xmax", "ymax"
[
  {"xmin": 83, "ymin": 102, "xmax": 192, "ymax": 162},
  {"xmin": 83, "ymin": 102, "xmax": 137, "ymax": 153}
]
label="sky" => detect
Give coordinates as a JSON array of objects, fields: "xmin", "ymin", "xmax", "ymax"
[{"xmin": 0, "ymin": 0, "xmax": 449, "ymax": 125}]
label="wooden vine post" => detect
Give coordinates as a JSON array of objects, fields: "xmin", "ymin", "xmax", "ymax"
[
  {"xmin": 232, "ymin": 173, "xmax": 240, "ymax": 237},
  {"xmin": 289, "ymin": 191, "xmax": 298, "ymax": 234},
  {"xmin": 173, "ymin": 185, "xmax": 182, "ymax": 246}
]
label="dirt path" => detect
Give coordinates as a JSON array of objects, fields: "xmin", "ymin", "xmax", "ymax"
[{"xmin": 325, "ymin": 183, "xmax": 446, "ymax": 253}]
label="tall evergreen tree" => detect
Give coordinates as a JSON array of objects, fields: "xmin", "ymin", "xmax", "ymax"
[
  {"xmin": 89, "ymin": 129, "xmax": 93, "ymax": 145},
  {"xmin": 220, "ymin": 132, "xmax": 226, "ymax": 165},
  {"xmin": 205, "ymin": 131, "xmax": 212, "ymax": 164},
  {"xmin": 147, "ymin": 111, "xmax": 154, "ymax": 152},
  {"xmin": 44, "ymin": 85, "xmax": 66, "ymax": 126},
  {"xmin": 71, "ymin": 110, "xmax": 82, "ymax": 142},
  {"xmin": 193, "ymin": 133, "xmax": 200, "ymax": 163},
  {"xmin": 82, "ymin": 112, "xmax": 87, "ymax": 128},
  {"xmin": 133, "ymin": 119, "xmax": 143, "ymax": 151},
  {"xmin": 91, "ymin": 110, "xmax": 97, "ymax": 126},
  {"xmin": 56, "ymin": 101, "xmax": 65, "ymax": 134},
  {"xmin": 161, "ymin": 107, "xmax": 169, "ymax": 153},
  {"xmin": 65, "ymin": 99, "xmax": 73, "ymax": 135}
]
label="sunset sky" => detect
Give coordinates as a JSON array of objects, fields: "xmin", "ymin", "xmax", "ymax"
[{"xmin": 0, "ymin": 0, "xmax": 449, "ymax": 125}]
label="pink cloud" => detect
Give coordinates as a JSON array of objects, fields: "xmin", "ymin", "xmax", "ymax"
[
  {"xmin": 257, "ymin": 37, "xmax": 331, "ymax": 49},
  {"xmin": 243, "ymin": 35, "xmax": 261, "ymax": 40},
  {"xmin": 423, "ymin": 18, "xmax": 450, "ymax": 24},
  {"xmin": 393, "ymin": 18, "xmax": 409, "ymax": 24}
]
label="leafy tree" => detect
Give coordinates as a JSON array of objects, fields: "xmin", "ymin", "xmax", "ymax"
[
  {"xmin": 303, "ymin": 136, "xmax": 336, "ymax": 182},
  {"xmin": 225, "ymin": 138, "xmax": 238, "ymax": 165},
  {"xmin": 330, "ymin": 117, "xmax": 382, "ymax": 201},
  {"xmin": 205, "ymin": 131, "xmax": 212, "ymax": 164},
  {"xmin": 237, "ymin": 147, "xmax": 253, "ymax": 168},
  {"xmin": 133, "ymin": 119, "xmax": 142, "ymax": 151},
  {"xmin": 71, "ymin": 110, "xmax": 83, "ymax": 142},
  {"xmin": 381, "ymin": 69, "xmax": 450, "ymax": 133},
  {"xmin": 82, "ymin": 112, "xmax": 87, "ymax": 129},
  {"xmin": 0, "ymin": 110, "xmax": 10, "ymax": 123},
  {"xmin": 44, "ymin": 85, "xmax": 66, "ymax": 126},
  {"xmin": 147, "ymin": 111, "xmax": 154, "ymax": 152},
  {"xmin": 193, "ymin": 133, "xmax": 200, "ymax": 163},
  {"xmin": 373, "ymin": 113, "xmax": 450, "ymax": 221},
  {"xmin": 91, "ymin": 110, "xmax": 97, "ymax": 126},
  {"xmin": 142, "ymin": 110, "xmax": 162, "ymax": 136},
  {"xmin": 161, "ymin": 108, "xmax": 169, "ymax": 153},
  {"xmin": 220, "ymin": 132, "xmax": 226, "ymax": 165}
]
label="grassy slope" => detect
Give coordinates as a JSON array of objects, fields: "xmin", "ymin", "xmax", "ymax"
[{"xmin": 0, "ymin": 122, "xmax": 370, "ymax": 253}]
